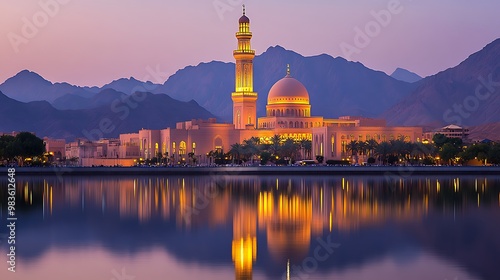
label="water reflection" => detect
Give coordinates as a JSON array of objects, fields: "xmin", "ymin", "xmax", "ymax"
[{"xmin": 0, "ymin": 175, "xmax": 499, "ymax": 280}]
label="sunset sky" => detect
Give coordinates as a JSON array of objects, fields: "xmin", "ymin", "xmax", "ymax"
[{"xmin": 1, "ymin": 0, "xmax": 499, "ymax": 86}]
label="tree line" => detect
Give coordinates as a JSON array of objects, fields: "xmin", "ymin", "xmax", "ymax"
[
  {"xmin": 0, "ymin": 132, "xmax": 45, "ymax": 166},
  {"xmin": 208, "ymin": 134, "xmax": 500, "ymax": 166}
]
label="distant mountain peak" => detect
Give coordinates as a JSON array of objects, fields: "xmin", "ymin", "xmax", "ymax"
[
  {"xmin": 383, "ymin": 37, "xmax": 500, "ymax": 127},
  {"xmin": 262, "ymin": 45, "xmax": 302, "ymax": 57},
  {"xmin": 9, "ymin": 69, "xmax": 52, "ymax": 85},
  {"xmin": 390, "ymin": 68, "xmax": 422, "ymax": 83},
  {"xmin": 267, "ymin": 45, "xmax": 286, "ymax": 51}
]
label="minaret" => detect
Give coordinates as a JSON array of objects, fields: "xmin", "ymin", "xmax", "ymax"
[{"xmin": 232, "ymin": 5, "xmax": 257, "ymax": 130}]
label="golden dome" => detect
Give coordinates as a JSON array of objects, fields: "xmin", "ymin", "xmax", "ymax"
[{"xmin": 267, "ymin": 71, "xmax": 310, "ymax": 106}]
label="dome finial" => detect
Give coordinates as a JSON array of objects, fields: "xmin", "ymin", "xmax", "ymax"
[
  {"xmin": 243, "ymin": 4, "xmax": 246, "ymax": 16},
  {"xmin": 286, "ymin": 64, "xmax": 291, "ymax": 76}
]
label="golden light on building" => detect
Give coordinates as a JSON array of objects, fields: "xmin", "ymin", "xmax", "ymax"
[{"xmin": 232, "ymin": 5, "xmax": 257, "ymax": 130}]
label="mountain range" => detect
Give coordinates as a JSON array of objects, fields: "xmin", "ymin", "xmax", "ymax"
[
  {"xmin": 383, "ymin": 38, "xmax": 500, "ymax": 127},
  {"xmin": 1, "ymin": 38, "xmax": 499, "ymax": 140},
  {"xmin": 390, "ymin": 68, "xmax": 423, "ymax": 83},
  {"xmin": 0, "ymin": 91, "xmax": 215, "ymax": 140},
  {"xmin": 1, "ymin": 46, "xmax": 419, "ymax": 120}
]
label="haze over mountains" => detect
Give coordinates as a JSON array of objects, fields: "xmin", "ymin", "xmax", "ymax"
[
  {"xmin": 390, "ymin": 68, "xmax": 423, "ymax": 83},
  {"xmin": 0, "ymin": 91, "xmax": 215, "ymax": 140},
  {"xmin": 1, "ymin": 46, "xmax": 419, "ymax": 119},
  {"xmin": 1, "ymin": 39, "xmax": 499, "ymax": 140},
  {"xmin": 383, "ymin": 38, "xmax": 500, "ymax": 127}
]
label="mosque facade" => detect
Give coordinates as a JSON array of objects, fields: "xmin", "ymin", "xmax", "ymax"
[{"xmin": 117, "ymin": 8, "xmax": 422, "ymax": 165}]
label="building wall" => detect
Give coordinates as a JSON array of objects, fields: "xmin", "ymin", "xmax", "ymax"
[
  {"xmin": 312, "ymin": 126, "xmax": 423, "ymax": 161},
  {"xmin": 81, "ymin": 158, "xmax": 136, "ymax": 167},
  {"xmin": 138, "ymin": 129, "xmax": 161, "ymax": 159},
  {"xmin": 43, "ymin": 137, "xmax": 66, "ymax": 159}
]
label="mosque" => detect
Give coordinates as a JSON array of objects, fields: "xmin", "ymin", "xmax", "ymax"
[{"xmin": 117, "ymin": 7, "xmax": 422, "ymax": 165}]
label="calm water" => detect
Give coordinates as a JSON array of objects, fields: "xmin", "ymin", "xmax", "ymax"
[{"xmin": 1, "ymin": 175, "xmax": 499, "ymax": 280}]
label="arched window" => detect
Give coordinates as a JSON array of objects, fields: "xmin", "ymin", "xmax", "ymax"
[
  {"xmin": 214, "ymin": 137, "xmax": 223, "ymax": 152},
  {"xmin": 289, "ymin": 121, "xmax": 294, "ymax": 128},
  {"xmin": 172, "ymin": 142, "xmax": 176, "ymax": 154},
  {"xmin": 179, "ymin": 141, "xmax": 187, "ymax": 155}
]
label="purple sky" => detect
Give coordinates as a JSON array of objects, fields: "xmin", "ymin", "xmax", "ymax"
[{"xmin": 1, "ymin": 0, "xmax": 499, "ymax": 86}]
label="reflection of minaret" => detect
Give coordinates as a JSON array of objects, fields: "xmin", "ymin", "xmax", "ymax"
[
  {"xmin": 232, "ymin": 4, "xmax": 257, "ymax": 129},
  {"xmin": 232, "ymin": 203, "xmax": 257, "ymax": 280}
]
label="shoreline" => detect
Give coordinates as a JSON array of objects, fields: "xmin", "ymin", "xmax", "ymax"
[{"xmin": 2, "ymin": 166, "xmax": 500, "ymax": 176}]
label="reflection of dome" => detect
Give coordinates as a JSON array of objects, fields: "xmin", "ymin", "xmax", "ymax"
[
  {"xmin": 267, "ymin": 74, "xmax": 310, "ymax": 105},
  {"xmin": 267, "ymin": 222, "xmax": 311, "ymax": 263}
]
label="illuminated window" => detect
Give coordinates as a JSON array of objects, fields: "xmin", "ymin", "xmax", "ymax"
[
  {"xmin": 172, "ymin": 142, "xmax": 176, "ymax": 154},
  {"xmin": 331, "ymin": 135, "xmax": 335, "ymax": 155},
  {"xmin": 192, "ymin": 142, "xmax": 196, "ymax": 154},
  {"xmin": 179, "ymin": 141, "xmax": 187, "ymax": 155},
  {"xmin": 214, "ymin": 137, "xmax": 223, "ymax": 153}
]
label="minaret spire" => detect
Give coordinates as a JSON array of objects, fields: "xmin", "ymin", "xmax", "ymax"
[
  {"xmin": 232, "ymin": 4, "xmax": 257, "ymax": 130},
  {"xmin": 286, "ymin": 64, "xmax": 291, "ymax": 76}
]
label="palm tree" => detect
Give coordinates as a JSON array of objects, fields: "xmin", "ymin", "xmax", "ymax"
[
  {"xmin": 270, "ymin": 134, "xmax": 282, "ymax": 158},
  {"xmin": 375, "ymin": 142, "xmax": 391, "ymax": 165},
  {"xmin": 365, "ymin": 139, "xmax": 378, "ymax": 158},
  {"xmin": 300, "ymin": 139, "xmax": 312, "ymax": 159},
  {"xmin": 346, "ymin": 140, "xmax": 359, "ymax": 163},
  {"xmin": 229, "ymin": 143, "xmax": 244, "ymax": 164},
  {"xmin": 281, "ymin": 138, "xmax": 300, "ymax": 163},
  {"xmin": 390, "ymin": 139, "xmax": 411, "ymax": 164},
  {"xmin": 243, "ymin": 138, "xmax": 259, "ymax": 164}
]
